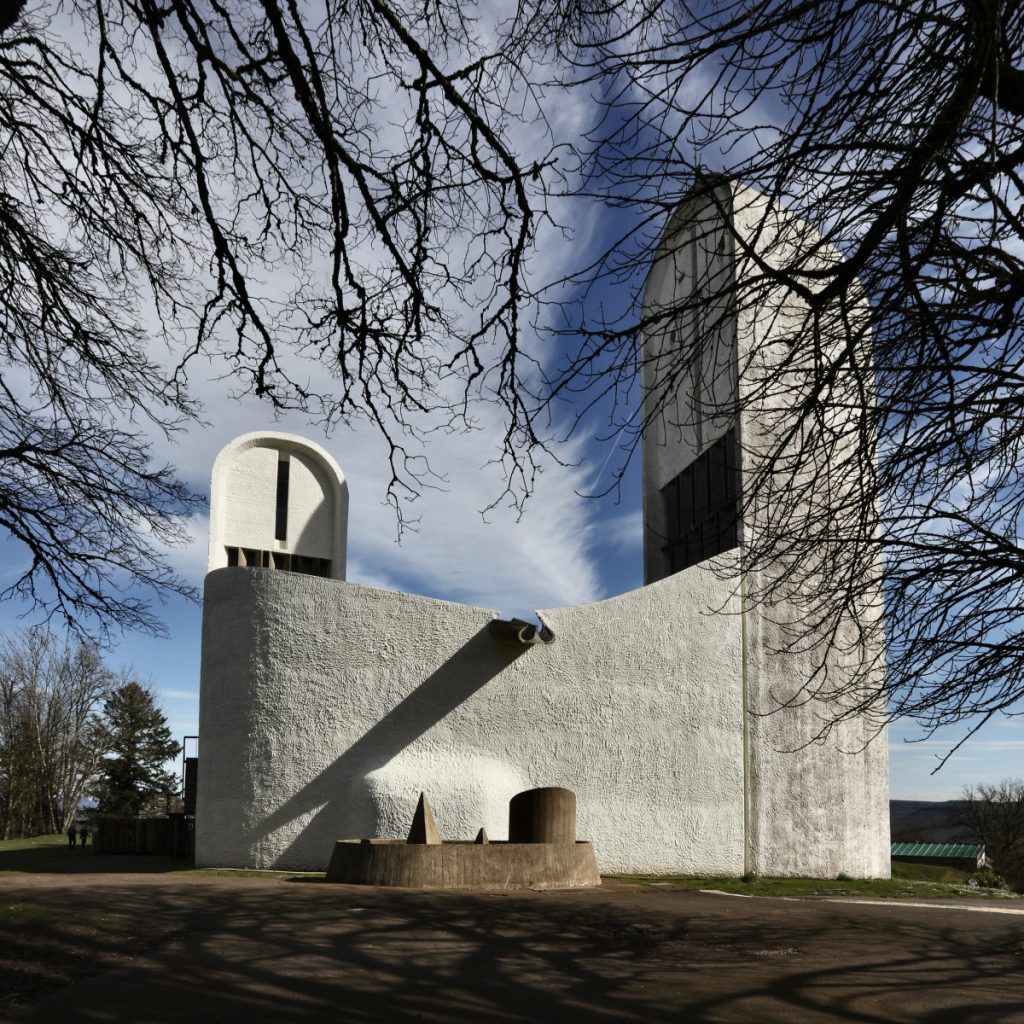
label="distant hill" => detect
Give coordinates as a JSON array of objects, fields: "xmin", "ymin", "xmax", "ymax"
[{"xmin": 889, "ymin": 800, "xmax": 976, "ymax": 843}]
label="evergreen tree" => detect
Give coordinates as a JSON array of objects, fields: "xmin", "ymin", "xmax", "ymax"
[{"xmin": 94, "ymin": 683, "xmax": 180, "ymax": 817}]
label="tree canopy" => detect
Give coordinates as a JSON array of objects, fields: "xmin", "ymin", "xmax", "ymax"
[
  {"xmin": 955, "ymin": 779, "xmax": 1024, "ymax": 887},
  {"xmin": 0, "ymin": 629, "xmax": 116, "ymax": 836},
  {"xmin": 93, "ymin": 681, "xmax": 180, "ymax": 817},
  {"xmin": 542, "ymin": 0, "xmax": 1024, "ymax": 750},
  {"xmin": 1, "ymin": 0, "xmax": 1022, "ymax": 740}
]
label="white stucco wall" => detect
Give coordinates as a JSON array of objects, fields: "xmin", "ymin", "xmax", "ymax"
[
  {"xmin": 207, "ymin": 431, "xmax": 349, "ymax": 579},
  {"xmin": 196, "ymin": 563, "xmax": 747, "ymax": 874},
  {"xmin": 727, "ymin": 183, "xmax": 890, "ymax": 878},
  {"xmin": 639, "ymin": 180, "xmax": 890, "ymax": 877},
  {"xmin": 195, "ymin": 182, "xmax": 890, "ymax": 881}
]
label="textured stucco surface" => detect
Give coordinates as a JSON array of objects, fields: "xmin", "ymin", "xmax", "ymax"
[
  {"xmin": 640, "ymin": 181, "xmax": 890, "ymax": 878},
  {"xmin": 728, "ymin": 183, "xmax": 890, "ymax": 878},
  {"xmin": 197, "ymin": 185, "xmax": 889, "ymax": 880},
  {"xmin": 207, "ymin": 431, "xmax": 349, "ymax": 579},
  {"xmin": 196, "ymin": 564, "xmax": 746, "ymax": 874}
]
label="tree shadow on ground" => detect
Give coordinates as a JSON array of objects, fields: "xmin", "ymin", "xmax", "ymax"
[
  {"xmin": 2, "ymin": 876, "xmax": 1023, "ymax": 1023},
  {"xmin": 0, "ymin": 842, "xmax": 183, "ymax": 876}
]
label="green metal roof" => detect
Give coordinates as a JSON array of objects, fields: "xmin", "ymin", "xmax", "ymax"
[{"xmin": 891, "ymin": 842, "xmax": 982, "ymax": 858}]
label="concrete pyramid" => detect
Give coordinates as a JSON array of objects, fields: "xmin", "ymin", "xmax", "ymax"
[{"xmin": 406, "ymin": 792, "xmax": 441, "ymax": 845}]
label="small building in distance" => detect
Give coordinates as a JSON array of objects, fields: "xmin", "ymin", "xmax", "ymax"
[{"xmin": 891, "ymin": 842, "xmax": 988, "ymax": 871}]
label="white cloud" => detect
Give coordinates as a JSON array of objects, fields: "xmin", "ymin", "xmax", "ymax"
[
  {"xmin": 601, "ymin": 509, "xmax": 644, "ymax": 552},
  {"xmin": 890, "ymin": 739, "xmax": 1024, "ymax": 753},
  {"xmin": 158, "ymin": 688, "xmax": 199, "ymax": 701},
  {"xmin": 342, "ymin": 417, "xmax": 605, "ymax": 615}
]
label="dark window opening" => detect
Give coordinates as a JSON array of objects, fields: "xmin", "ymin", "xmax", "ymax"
[
  {"xmin": 183, "ymin": 757, "xmax": 199, "ymax": 815},
  {"xmin": 661, "ymin": 428, "xmax": 739, "ymax": 573},
  {"xmin": 275, "ymin": 457, "xmax": 290, "ymax": 541},
  {"xmin": 294, "ymin": 555, "xmax": 331, "ymax": 577},
  {"xmin": 226, "ymin": 545, "xmax": 330, "ymax": 578},
  {"xmin": 239, "ymin": 547, "xmax": 268, "ymax": 568}
]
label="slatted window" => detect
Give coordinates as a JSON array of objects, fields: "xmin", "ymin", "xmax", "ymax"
[
  {"xmin": 224, "ymin": 546, "xmax": 330, "ymax": 578},
  {"xmin": 661, "ymin": 429, "xmax": 739, "ymax": 572}
]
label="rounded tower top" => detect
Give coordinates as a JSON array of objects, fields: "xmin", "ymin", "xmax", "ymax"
[{"xmin": 207, "ymin": 431, "xmax": 348, "ymax": 580}]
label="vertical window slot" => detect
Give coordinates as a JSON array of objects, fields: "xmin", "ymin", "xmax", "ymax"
[{"xmin": 275, "ymin": 456, "xmax": 290, "ymax": 541}]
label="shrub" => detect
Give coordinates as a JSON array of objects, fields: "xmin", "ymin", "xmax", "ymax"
[{"xmin": 968, "ymin": 870, "xmax": 1007, "ymax": 890}]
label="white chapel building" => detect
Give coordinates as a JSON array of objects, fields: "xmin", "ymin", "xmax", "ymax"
[{"xmin": 195, "ymin": 182, "xmax": 891, "ymax": 876}]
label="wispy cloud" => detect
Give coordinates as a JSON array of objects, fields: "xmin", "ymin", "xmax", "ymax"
[
  {"xmin": 159, "ymin": 688, "xmax": 199, "ymax": 701},
  {"xmin": 343, "ymin": 422, "xmax": 605, "ymax": 615},
  {"xmin": 890, "ymin": 739, "xmax": 1024, "ymax": 753}
]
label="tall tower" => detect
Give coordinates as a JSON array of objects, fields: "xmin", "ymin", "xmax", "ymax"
[
  {"xmin": 207, "ymin": 431, "xmax": 348, "ymax": 580},
  {"xmin": 642, "ymin": 180, "xmax": 890, "ymax": 878}
]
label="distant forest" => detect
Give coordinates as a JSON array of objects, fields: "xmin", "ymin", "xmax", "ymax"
[{"xmin": 890, "ymin": 801, "xmax": 970, "ymax": 844}]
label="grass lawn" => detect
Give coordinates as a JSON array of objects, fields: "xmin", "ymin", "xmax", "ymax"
[
  {"xmin": 890, "ymin": 860, "xmax": 972, "ymax": 884},
  {"xmin": 1, "ymin": 835, "xmax": 1017, "ymax": 901},
  {"xmin": 0, "ymin": 832, "xmax": 79, "ymax": 873},
  {"xmin": 179, "ymin": 867, "xmax": 326, "ymax": 880},
  {"xmin": 611, "ymin": 861, "xmax": 1022, "ymax": 901},
  {"xmin": 0, "ymin": 833, "xmax": 324, "ymax": 881},
  {"xmin": 0, "ymin": 833, "xmax": 68, "ymax": 851}
]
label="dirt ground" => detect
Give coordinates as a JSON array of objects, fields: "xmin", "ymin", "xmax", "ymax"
[{"xmin": 2, "ymin": 849, "xmax": 1023, "ymax": 1023}]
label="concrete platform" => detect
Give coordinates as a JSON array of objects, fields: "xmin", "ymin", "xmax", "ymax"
[{"xmin": 325, "ymin": 838, "xmax": 601, "ymax": 889}]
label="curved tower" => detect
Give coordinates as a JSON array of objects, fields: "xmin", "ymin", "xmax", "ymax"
[{"xmin": 207, "ymin": 431, "xmax": 348, "ymax": 580}]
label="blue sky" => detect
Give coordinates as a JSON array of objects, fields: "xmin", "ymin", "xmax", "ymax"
[
  {"xmin": 2, "ymin": 373, "xmax": 1020, "ymax": 803},
  {"xmin": 2, "ymin": 3, "xmax": 1020, "ymax": 806}
]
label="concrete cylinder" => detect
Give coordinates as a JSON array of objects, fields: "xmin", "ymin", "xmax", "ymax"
[{"xmin": 508, "ymin": 787, "xmax": 577, "ymax": 844}]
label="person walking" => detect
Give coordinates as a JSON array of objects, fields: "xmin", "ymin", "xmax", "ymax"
[
  {"xmin": 78, "ymin": 825, "xmax": 89, "ymax": 847},
  {"xmin": 67, "ymin": 825, "xmax": 77, "ymax": 849}
]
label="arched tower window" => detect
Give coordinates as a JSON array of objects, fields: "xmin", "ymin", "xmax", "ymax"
[{"xmin": 207, "ymin": 432, "xmax": 349, "ymax": 581}]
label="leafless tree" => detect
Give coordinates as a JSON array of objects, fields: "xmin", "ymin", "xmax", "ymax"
[
  {"xmin": 954, "ymin": 779, "xmax": 1024, "ymax": 885},
  {"xmin": 0, "ymin": 0, "xmax": 547, "ymax": 637},
  {"xmin": 3, "ymin": 0, "xmax": 1023, "ymax": 747},
  {"xmin": 534, "ymin": 0, "xmax": 1024, "ymax": 750},
  {"xmin": 2, "ymin": 0, "xmax": 204, "ymax": 638},
  {"xmin": 0, "ymin": 629, "xmax": 116, "ymax": 837}
]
